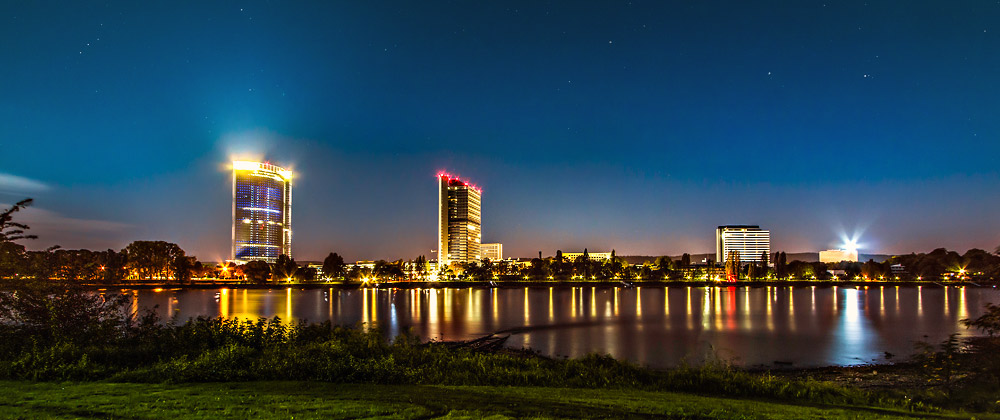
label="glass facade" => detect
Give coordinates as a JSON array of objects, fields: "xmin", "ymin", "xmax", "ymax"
[
  {"xmin": 438, "ymin": 173, "xmax": 481, "ymax": 266},
  {"xmin": 232, "ymin": 161, "xmax": 292, "ymax": 263}
]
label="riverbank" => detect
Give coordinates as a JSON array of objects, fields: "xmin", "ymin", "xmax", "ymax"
[
  {"xmin": 0, "ymin": 381, "xmax": 977, "ymax": 419},
  {"xmin": 82, "ymin": 279, "xmax": 994, "ymax": 290}
]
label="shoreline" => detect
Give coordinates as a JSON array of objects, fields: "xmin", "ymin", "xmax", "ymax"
[{"xmin": 80, "ymin": 279, "xmax": 995, "ymax": 290}]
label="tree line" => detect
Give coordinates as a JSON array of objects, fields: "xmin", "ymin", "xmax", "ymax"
[{"xmin": 5, "ymin": 199, "xmax": 999, "ymax": 285}]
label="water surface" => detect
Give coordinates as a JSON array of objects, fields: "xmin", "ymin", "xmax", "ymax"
[{"xmin": 135, "ymin": 285, "xmax": 1000, "ymax": 368}]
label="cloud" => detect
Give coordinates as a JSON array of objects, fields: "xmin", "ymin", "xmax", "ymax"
[
  {"xmin": 13, "ymin": 206, "xmax": 131, "ymax": 233},
  {"xmin": 0, "ymin": 173, "xmax": 50, "ymax": 194},
  {"xmin": 0, "ymin": 203, "xmax": 133, "ymax": 250}
]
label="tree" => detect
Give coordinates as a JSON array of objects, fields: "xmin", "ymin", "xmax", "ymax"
[
  {"xmin": 322, "ymin": 252, "xmax": 346, "ymax": 279},
  {"xmin": 962, "ymin": 303, "xmax": 1000, "ymax": 337},
  {"xmin": 273, "ymin": 254, "xmax": 298, "ymax": 282},
  {"xmin": 0, "ymin": 199, "xmax": 37, "ymax": 243},
  {"xmin": 758, "ymin": 251, "xmax": 769, "ymax": 280},
  {"xmin": 124, "ymin": 241, "xmax": 185, "ymax": 280},
  {"xmin": 294, "ymin": 266, "xmax": 317, "ymax": 282},
  {"xmin": 680, "ymin": 253, "xmax": 691, "ymax": 269},
  {"xmin": 171, "ymin": 255, "xmax": 195, "ymax": 283},
  {"xmin": 243, "ymin": 260, "xmax": 271, "ymax": 284},
  {"xmin": 0, "ymin": 198, "xmax": 132, "ymax": 346},
  {"xmin": 0, "ymin": 242, "xmax": 26, "ymax": 279},
  {"xmin": 98, "ymin": 249, "xmax": 128, "ymax": 284},
  {"xmin": 774, "ymin": 252, "xmax": 788, "ymax": 279},
  {"xmin": 413, "ymin": 255, "xmax": 427, "ymax": 279}
]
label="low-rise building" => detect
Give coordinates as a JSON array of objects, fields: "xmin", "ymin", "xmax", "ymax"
[
  {"xmin": 819, "ymin": 249, "xmax": 859, "ymax": 263},
  {"xmin": 481, "ymin": 243, "xmax": 503, "ymax": 260},
  {"xmin": 562, "ymin": 251, "xmax": 612, "ymax": 261}
]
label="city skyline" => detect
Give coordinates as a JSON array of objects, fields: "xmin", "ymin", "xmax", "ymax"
[{"xmin": 2, "ymin": 2, "xmax": 1000, "ymax": 261}]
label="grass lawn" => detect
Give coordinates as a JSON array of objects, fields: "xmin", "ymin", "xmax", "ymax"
[{"xmin": 0, "ymin": 381, "xmax": 989, "ymax": 419}]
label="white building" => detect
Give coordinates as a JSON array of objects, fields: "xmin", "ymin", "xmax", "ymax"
[
  {"xmin": 716, "ymin": 225, "xmax": 770, "ymax": 265},
  {"xmin": 481, "ymin": 243, "xmax": 503, "ymax": 260},
  {"xmin": 562, "ymin": 251, "xmax": 612, "ymax": 262},
  {"xmin": 819, "ymin": 249, "xmax": 858, "ymax": 263}
]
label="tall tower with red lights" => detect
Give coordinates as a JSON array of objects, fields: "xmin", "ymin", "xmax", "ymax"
[{"xmin": 437, "ymin": 172, "xmax": 482, "ymax": 268}]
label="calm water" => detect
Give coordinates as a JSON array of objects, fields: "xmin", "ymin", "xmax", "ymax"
[{"xmin": 134, "ymin": 285, "xmax": 1000, "ymax": 368}]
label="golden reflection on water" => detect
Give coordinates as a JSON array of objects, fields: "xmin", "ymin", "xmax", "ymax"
[
  {"xmin": 591, "ymin": 287, "xmax": 597, "ymax": 318},
  {"xmin": 879, "ymin": 286, "xmax": 884, "ymax": 313},
  {"xmin": 137, "ymin": 285, "xmax": 1000, "ymax": 369},
  {"xmin": 918, "ymin": 286, "xmax": 923, "ymax": 317},
  {"xmin": 788, "ymin": 287, "xmax": 796, "ymax": 332},
  {"xmin": 548, "ymin": 287, "xmax": 553, "ymax": 322},
  {"xmin": 766, "ymin": 286, "xmax": 773, "ymax": 331},
  {"xmin": 742, "ymin": 286, "xmax": 751, "ymax": 331},
  {"xmin": 286, "ymin": 287, "xmax": 292, "ymax": 321},
  {"xmin": 524, "ymin": 287, "xmax": 529, "ymax": 322},
  {"xmin": 220, "ymin": 288, "xmax": 229, "ymax": 318},
  {"xmin": 613, "ymin": 287, "xmax": 619, "ymax": 317},
  {"xmin": 636, "ymin": 287, "xmax": 642, "ymax": 318},
  {"xmin": 895, "ymin": 286, "xmax": 900, "ymax": 314},
  {"xmin": 833, "ymin": 286, "xmax": 838, "ymax": 315},
  {"xmin": 492, "ymin": 288, "xmax": 498, "ymax": 321},
  {"xmin": 944, "ymin": 286, "xmax": 949, "ymax": 316},
  {"xmin": 686, "ymin": 287, "xmax": 693, "ymax": 330},
  {"xmin": 958, "ymin": 286, "xmax": 968, "ymax": 323},
  {"xmin": 664, "ymin": 287, "xmax": 669, "ymax": 316},
  {"xmin": 571, "ymin": 287, "xmax": 577, "ymax": 318}
]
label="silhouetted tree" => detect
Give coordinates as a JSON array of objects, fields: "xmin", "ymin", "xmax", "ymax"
[
  {"xmin": 294, "ymin": 266, "xmax": 317, "ymax": 282},
  {"xmin": 0, "ymin": 199, "xmax": 37, "ymax": 243},
  {"xmin": 322, "ymin": 252, "xmax": 346, "ymax": 279},
  {"xmin": 243, "ymin": 260, "xmax": 271, "ymax": 284},
  {"xmin": 273, "ymin": 254, "xmax": 298, "ymax": 281},
  {"xmin": 124, "ymin": 241, "xmax": 186, "ymax": 280},
  {"xmin": 413, "ymin": 255, "xmax": 427, "ymax": 279}
]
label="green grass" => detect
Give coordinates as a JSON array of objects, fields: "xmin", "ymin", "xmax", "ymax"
[{"xmin": 0, "ymin": 381, "xmax": 987, "ymax": 420}]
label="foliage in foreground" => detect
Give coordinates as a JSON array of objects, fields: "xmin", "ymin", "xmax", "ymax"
[{"xmin": 0, "ymin": 315, "xmax": 906, "ymax": 411}]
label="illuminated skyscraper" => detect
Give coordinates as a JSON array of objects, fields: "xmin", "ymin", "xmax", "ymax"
[
  {"xmin": 716, "ymin": 225, "xmax": 770, "ymax": 265},
  {"xmin": 232, "ymin": 161, "xmax": 292, "ymax": 263},
  {"xmin": 438, "ymin": 172, "xmax": 481, "ymax": 267}
]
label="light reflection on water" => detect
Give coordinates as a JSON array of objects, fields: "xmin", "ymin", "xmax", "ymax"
[{"xmin": 137, "ymin": 285, "xmax": 1000, "ymax": 368}]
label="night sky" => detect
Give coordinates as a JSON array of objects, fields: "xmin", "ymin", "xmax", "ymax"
[{"xmin": 2, "ymin": 1, "xmax": 999, "ymax": 262}]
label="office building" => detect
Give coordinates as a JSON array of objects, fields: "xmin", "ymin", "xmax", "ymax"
[
  {"xmin": 481, "ymin": 243, "xmax": 503, "ymax": 260},
  {"xmin": 232, "ymin": 161, "xmax": 292, "ymax": 264},
  {"xmin": 716, "ymin": 225, "xmax": 770, "ymax": 265},
  {"xmin": 438, "ymin": 172, "xmax": 482, "ymax": 266},
  {"xmin": 562, "ymin": 251, "xmax": 612, "ymax": 262},
  {"xmin": 819, "ymin": 249, "xmax": 859, "ymax": 263}
]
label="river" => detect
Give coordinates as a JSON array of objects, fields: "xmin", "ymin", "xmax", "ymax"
[{"xmin": 133, "ymin": 284, "xmax": 1000, "ymax": 368}]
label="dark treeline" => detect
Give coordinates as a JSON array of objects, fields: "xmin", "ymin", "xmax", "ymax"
[{"xmin": 449, "ymin": 247, "xmax": 1000, "ymax": 283}]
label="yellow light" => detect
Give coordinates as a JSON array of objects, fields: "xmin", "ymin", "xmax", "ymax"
[{"xmin": 232, "ymin": 161, "xmax": 261, "ymax": 171}]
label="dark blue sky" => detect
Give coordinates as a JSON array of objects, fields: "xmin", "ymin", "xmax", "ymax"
[{"xmin": 2, "ymin": 1, "xmax": 999, "ymax": 261}]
